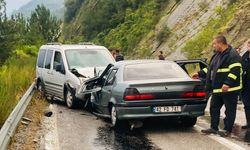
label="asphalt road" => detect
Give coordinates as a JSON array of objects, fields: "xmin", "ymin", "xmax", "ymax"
[{"xmin": 43, "ymin": 101, "xmax": 250, "ymax": 150}]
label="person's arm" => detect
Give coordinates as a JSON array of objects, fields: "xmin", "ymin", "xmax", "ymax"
[{"xmin": 223, "ymin": 57, "xmax": 242, "ymax": 91}]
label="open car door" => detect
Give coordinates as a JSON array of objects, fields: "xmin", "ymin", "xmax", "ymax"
[
  {"xmin": 175, "ymin": 59, "xmax": 208, "ymax": 81},
  {"xmin": 79, "ymin": 64, "xmax": 114, "ymax": 95}
]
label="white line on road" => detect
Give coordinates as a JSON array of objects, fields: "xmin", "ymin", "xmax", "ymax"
[{"xmin": 194, "ymin": 125, "xmax": 246, "ymax": 150}]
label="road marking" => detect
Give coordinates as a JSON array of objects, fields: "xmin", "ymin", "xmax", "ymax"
[{"xmin": 194, "ymin": 125, "xmax": 246, "ymax": 150}]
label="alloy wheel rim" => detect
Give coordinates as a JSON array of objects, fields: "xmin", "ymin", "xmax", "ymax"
[
  {"xmin": 66, "ymin": 91, "xmax": 73, "ymax": 107},
  {"xmin": 111, "ymin": 106, "xmax": 117, "ymax": 126}
]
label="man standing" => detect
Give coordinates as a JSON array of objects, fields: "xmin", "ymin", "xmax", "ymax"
[
  {"xmin": 115, "ymin": 50, "xmax": 124, "ymax": 62},
  {"xmin": 158, "ymin": 51, "xmax": 165, "ymax": 60},
  {"xmin": 198, "ymin": 35, "xmax": 242, "ymax": 137},
  {"xmin": 241, "ymin": 39, "xmax": 250, "ymax": 129}
]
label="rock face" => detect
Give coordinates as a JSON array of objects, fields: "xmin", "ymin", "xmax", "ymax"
[
  {"xmin": 63, "ymin": 0, "xmax": 250, "ymax": 59},
  {"xmin": 150, "ymin": 0, "xmax": 225, "ymax": 60},
  {"xmin": 148, "ymin": 0, "xmax": 250, "ymax": 60}
]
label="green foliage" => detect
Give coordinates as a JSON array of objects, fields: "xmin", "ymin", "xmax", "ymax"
[
  {"xmin": 156, "ymin": 26, "xmax": 171, "ymax": 43},
  {"xmin": 228, "ymin": 0, "xmax": 237, "ymax": 5},
  {"xmin": 102, "ymin": 0, "xmax": 165, "ymax": 56},
  {"xmin": 0, "ymin": 3, "xmax": 61, "ymax": 63},
  {"xmin": 0, "ymin": 1, "xmax": 16, "ymax": 63},
  {"xmin": 27, "ymin": 5, "xmax": 62, "ymax": 44},
  {"xmin": 182, "ymin": 4, "xmax": 238, "ymax": 59},
  {"xmin": 0, "ymin": 49, "xmax": 36, "ymax": 126},
  {"xmin": 14, "ymin": 45, "xmax": 39, "ymax": 57},
  {"xmin": 65, "ymin": 0, "xmax": 85, "ymax": 23},
  {"xmin": 0, "ymin": 1, "xmax": 60, "ymax": 125},
  {"xmin": 63, "ymin": 0, "xmax": 168, "ymax": 56},
  {"xmin": 198, "ymin": 1, "xmax": 209, "ymax": 11}
]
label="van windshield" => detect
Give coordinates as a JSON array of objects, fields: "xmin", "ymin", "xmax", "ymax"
[{"xmin": 65, "ymin": 49, "xmax": 114, "ymax": 69}]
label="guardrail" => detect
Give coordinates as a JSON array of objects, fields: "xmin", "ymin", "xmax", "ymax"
[{"xmin": 0, "ymin": 82, "xmax": 35, "ymax": 150}]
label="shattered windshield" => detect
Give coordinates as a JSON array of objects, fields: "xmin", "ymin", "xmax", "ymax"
[{"xmin": 65, "ymin": 49, "xmax": 114, "ymax": 69}]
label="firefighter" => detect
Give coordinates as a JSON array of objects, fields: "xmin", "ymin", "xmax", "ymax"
[
  {"xmin": 241, "ymin": 39, "xmax": 250, "ymax": 129},
  {"xmin": 196, "ymin": 35, "xmax": 242, "ymax": 137}
]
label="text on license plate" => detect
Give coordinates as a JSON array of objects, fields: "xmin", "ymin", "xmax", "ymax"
[{"xmin": 153, "ymin": 106, "xmax": 182, "ymax": 113}]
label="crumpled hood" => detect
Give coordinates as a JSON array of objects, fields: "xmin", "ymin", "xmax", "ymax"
[{"xmin": 75, "ymin": 67, "xmax": 106, "ymax": 78}]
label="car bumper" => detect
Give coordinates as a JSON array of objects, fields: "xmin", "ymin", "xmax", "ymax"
[{"xmin": 116, "ymin": 103, "xmax": 207, "ymax": 120}]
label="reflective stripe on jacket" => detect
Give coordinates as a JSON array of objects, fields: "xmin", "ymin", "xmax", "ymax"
[{"xmin": 205, "ymin": 47, "xmax": 242, "ymax": 94}]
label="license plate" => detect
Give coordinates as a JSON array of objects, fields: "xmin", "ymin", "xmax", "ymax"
[{"xmin": 153, "ymin": 106, "xmax": 182, "ymax": 113}]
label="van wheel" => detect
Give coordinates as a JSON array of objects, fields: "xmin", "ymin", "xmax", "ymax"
[
  {"xmin": 180, "ymin": 117, "xmax": 197, "ymax": 127},
  {"xmin": 65, "ymin": 89, "xmax": 77, "ymax": 109},
  {"xmin": 37, "ymin": 81, "xmax": 46, "ymax": 98}
]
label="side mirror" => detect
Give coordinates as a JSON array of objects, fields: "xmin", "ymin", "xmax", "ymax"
[{"xmin": 56, "ymin": 64, "xmax": 65, "ymax": 74}]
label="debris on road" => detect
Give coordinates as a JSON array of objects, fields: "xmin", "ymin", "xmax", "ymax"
[
  {"xmin": 21, "ymin": 121, "xmax": 30, "ymax": 126},
  {"xmin": 22, "ymin": 117, "xmax": 32, "ymax": 122},
  {"xmin": 44, "ymin": 111, "xmax": 53, "ymax": 117}
]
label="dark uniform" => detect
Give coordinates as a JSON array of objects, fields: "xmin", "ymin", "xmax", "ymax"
[
  {"xmin": 242, "ymin": 51, "xmax": 250, "ymax": 127},
  {"xmin": 199, "ymin": 47, "xmax": 242, "ymax": 132},
  {"xmin": 115, "ymin": 53, "xmax": 124, "ymax": 62}
]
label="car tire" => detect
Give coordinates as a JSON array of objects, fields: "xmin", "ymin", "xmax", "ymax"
[
  {"xmin": 180, "ymin": 117, "xmax": 197, "ymax": 127},
  {"xmin": 37, "ymin": 81, "xmax": 46, "ymax": 98},
  {"xmin": 65, "ymin": 89, "xmax": 77, "ymax": 109},
  {"xmin": 111, "ymin": 105, "xmax": 126, "ymax": 128}
]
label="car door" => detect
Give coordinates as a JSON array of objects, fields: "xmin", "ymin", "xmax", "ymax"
[
  {"xmin": 43, "ymin": 49, "xmax": 54, "ymax": 95},
  {"xmin": 175, "ymin": 59, "xmax": 208, "ymax": 78},
  {"xmin": 50, "ymin": 51, "xmax": 66, "ymax": 98},
  {"xmin": 99, "ymin": 69, "xmax": 118, "ymax": 107}
]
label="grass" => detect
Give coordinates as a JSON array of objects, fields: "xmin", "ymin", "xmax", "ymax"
[
  {"xmin": 0, "ymin": 55, "xmax": 36, "ymax": 127},
  {"xmin": 8, "ymin": 91, "xmax": 48, "ymax": 150}
]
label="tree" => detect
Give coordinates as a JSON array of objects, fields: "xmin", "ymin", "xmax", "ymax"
[
  {"xmin": 0, "ymin": 0, "xmax": 14, "ymax": 63},
  {"xmin": 27, "ymin": 5, "xmax": 61, "ymax": 44},
  {"xmin": 65, "ymin": 0, "xmax": 85, "ymax": 23}
]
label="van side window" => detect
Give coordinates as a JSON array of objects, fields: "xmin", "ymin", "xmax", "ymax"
[
  {"xmin": 45, "ymin": 50, "xmax": 53, "ymax": 69},
  {"xmin": 37, "ymin": 50, "xmax": 46, "ymax": 68},
  {"xmin": 53, "ymin": 52, "xmax": 64, "ymax": 70}
]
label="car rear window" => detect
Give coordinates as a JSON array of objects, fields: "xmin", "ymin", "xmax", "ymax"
[{"xmin": 124, "ymin": 62, "xmax": 188, "ymax": 81}]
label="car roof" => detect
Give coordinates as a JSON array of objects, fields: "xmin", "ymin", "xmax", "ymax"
[
  {"xmin": 40, "ymin": 44, "xmax": 108, "ymax": 51},
  {"xmin": 114, "ymin": 59, "xmax": 175, "ymax": 68}
]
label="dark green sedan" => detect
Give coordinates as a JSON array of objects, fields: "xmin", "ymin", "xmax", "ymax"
[{"xmin": 83, "ymin": 60, "xmax": 208, "ymax": 128}]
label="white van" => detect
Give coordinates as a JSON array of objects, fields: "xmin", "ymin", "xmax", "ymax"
[{"xmin": 36, "ymin": 43, "xmax": 115, "ymax": 108}]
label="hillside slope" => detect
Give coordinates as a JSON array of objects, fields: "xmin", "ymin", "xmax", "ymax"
[
  {"xmin": 63, "ymin": 0, "xmax": 250, "ymax": 59},
  {"xmin": 17, "ymin": 0, "xmax": 64, "ymax": 19}
]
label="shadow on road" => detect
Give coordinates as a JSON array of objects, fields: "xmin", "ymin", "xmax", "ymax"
[
  {"xmin": 50, "ymin": 99, "xmax": 200, "ymax": 149},
  {"xmin": 94, "ymin": 118, "xmax": 196, "ymax": 150}
]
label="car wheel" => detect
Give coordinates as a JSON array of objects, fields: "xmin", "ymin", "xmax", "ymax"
[
  {"xmin": 180, "ymin": 117, "xmax": 197, "ymax": 127},
  {"xmin": 111, "ymin": 105, "xmax": 118, "ymax": 127},
  {"xmin": 65, "ymin": 89, "xmax": 77, "ymax": 109},
  {"xmin": 37, "ymin": 81, "xmax": 46, "ymax": 98}
]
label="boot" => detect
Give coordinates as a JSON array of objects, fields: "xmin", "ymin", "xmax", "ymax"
[{"xmin": 242, "ymin": 110, "xmax": 250, "ymax": 129}]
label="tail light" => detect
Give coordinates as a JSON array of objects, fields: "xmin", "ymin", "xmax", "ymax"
[
  {"xmin": 181, "ymin": 91, "xmax": 206, "ymax": 98},
  {"xmin": 124, "ymin": 88, "xmax": 155, "ymax": 101}
]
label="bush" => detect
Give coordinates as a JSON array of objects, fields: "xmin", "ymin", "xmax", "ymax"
[
  {"xmin": 13, "ymin": 45, "xmax": 39, "ymax": 58},
  {"xmin": 198, "ymin": 1, "xmax": 209, "ymax": 11},
  {"xmin": 156, "ymin": 26, "xmax": 171, "ymax": 43}
]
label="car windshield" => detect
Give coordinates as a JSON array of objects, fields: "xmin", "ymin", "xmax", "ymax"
[
  {"xmin": 124, "ymin": 62, "xmax": 189, "ymax": 81},
  {"xmin": 65, "ymin": 49, "xmax": 114, "ymax": 69}
]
